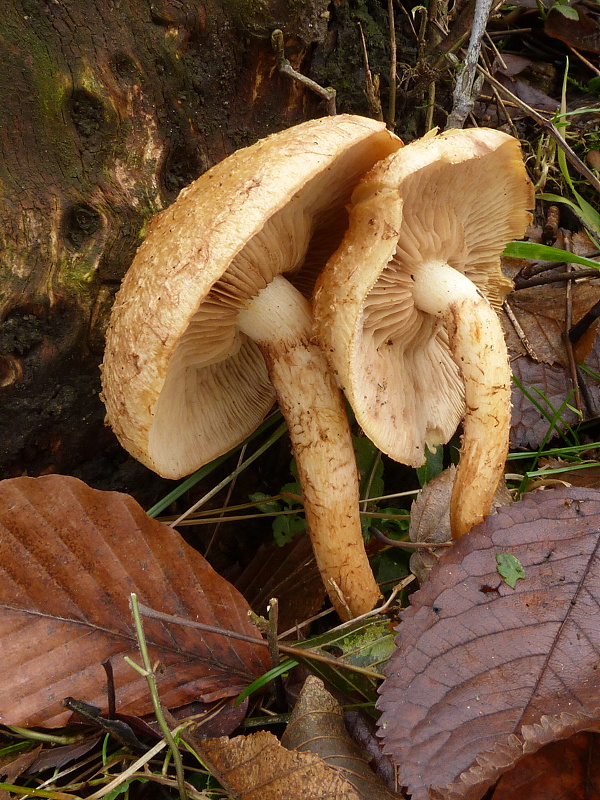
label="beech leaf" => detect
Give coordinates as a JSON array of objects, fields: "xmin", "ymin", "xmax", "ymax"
[
  {"xmin": 200, "ymin": 731, "xmax": 362, "ymax": 800},
  {"xmin": 0, "ymin": 475, "xmax": 270, "ymax": 728},
  {"xmin": 378, "ymin": 487, "xmax": 600, "ymax": 800}
]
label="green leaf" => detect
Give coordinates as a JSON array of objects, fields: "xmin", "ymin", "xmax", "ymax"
[
  {"xmin": 416, "ymin": 445, "xmax": 444, "ymax": 487},
  {"xmin": 272, "ymin": 512, "xmax": 306, "ymax": 546},
  {"xmin": 588, "ymin": 76, "xmax": 600, "ymax": 95},
  {"xmin": 248, "ymin": 492, "xmax": 281, "ymax": 515},
  {"xmin": 236, "ymin": 658, "xmax": 298, "ymax": 704},
  {"xmin": 237, "ymin": 618, "xmax": 393, "ymax": 712},
  {"xmin": 537, "ymin": 193, "xmax": 600, "ymax": 241},
  {"xmin": 354, "ymin": 435, "xmax": 385, "ymax": 501},
  {"xmin": 280, "ymin": 481, "xmax": 302, "ymax": 502},
  {"xmin": 553, "ymin": 4, "xmax": 579, "ymax": 19},
  {"xmin": 571, "ymin": 187, "xmax": 600, "ymax": 238},
  {"xmin": 503, "ymin": 240, "xmax": 600, "ymax": 270},
  {"xmin": 376, "ymin": 507, "xmax": 411, "ymax": 537},
  {"xmin": 496, "ymin": 553, "xmax": 526, "ymax": 588},
  {"xmin": 103, "ymin": 779, "xmax": 149, "ymax": 800},
  {"xmin": 292, "ymin": 618, "xmax": 394, "ymax": 714},
  {"xmin": 372, "ymin": 547, "xmax": 411, "ymax": 590}
]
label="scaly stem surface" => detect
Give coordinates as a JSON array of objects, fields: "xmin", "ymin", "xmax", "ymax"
[
  {"xmin": 239, "ymin": 275, "xmax": 380, "ymax": 619},
  {"xmin": 411, "ymin": 261, "xmax": 511, "ymax": 539}
]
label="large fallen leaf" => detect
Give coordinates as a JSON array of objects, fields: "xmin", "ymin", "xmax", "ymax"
[
  {"xmin": 545, "ymin": 6, "xmax": 600, "ymax": 53},
  {"xmin": 281, "ymin": 675, "xmax": 398, "ymax": 800},
  {"xmin": 0, "ymin": 475, "xmax": 270, "ymax": 728},
  {"xmin": 377, "ymin": 487, "xmax": 600, "ymax": 800}
]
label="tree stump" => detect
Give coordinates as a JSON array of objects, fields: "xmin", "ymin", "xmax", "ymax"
[
  {"xmin": 0, "ymin": 0, "xmax": 397, "ymax": 498},
  {"xmin": 0, "ymin": 0, "xmax": 335, "ymax": 486}
]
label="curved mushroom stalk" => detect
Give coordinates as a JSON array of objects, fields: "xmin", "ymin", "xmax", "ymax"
[
  {"xmin": 238, "ymin": 275, "xmax": 381, "ymax": 619},
  {"xmin": 410, "ymin": 261, "xmax": 511, "ymax": 539}
]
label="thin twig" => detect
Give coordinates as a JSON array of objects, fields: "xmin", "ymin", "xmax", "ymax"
[
  {"xmin": 357, "ymin": 22, "xmax": 383, "ymax": 121},
  {"xmin": 569, "ymin": 299, "xmax": 600, "ymax": 344},
  {"xmin": 503, "ymin": 300, "xmax": 541, "ymax": 361},
  {"xmin": 388, "ymin": 0, "xmax": 397, "ymax": 129},
  {"xmin": 426, "ymin": 81, "xmax": 437, "ymax": 131},
  {"xmin": 138, "ymin": 604, "xmax": 383, "ymax": 679},
  {"xmin": 480, "ymin": 47, "xmax": 518, "ymax": 136},
  {"xmin": 567, "ymin": 45, "xmax": 600, "ymax": 77},
  {"xmin": 513, "ymin": 269, "xmax": 600, "ymax": 289},
  {"xmin": 445, "ymin": 0, "xmax": 495, "ymax": 128},
  {"xmin": 369, "ymin": 526, "xmax": 453, "ymax": 549},
  {"xmin": 478, "ymin": 66, "xmax": 600, "ymax": 194},
  {"xmin": 271, "ymin": 29, "xmax": 336, "ymax": 115},
  {"xmin": 126, "ymin": 594, "xmax": 188, "ymax": 800},
  {"xmin": 205, "ymin": 443, "xmax": 246, "ymax": 558},
  {"xmin": 562, "ymin": 233, "xmax": 583, "ymax": 414},
  {"xmin": 267, "ymin": 598, "xmax": 287, "ymax": 709}
]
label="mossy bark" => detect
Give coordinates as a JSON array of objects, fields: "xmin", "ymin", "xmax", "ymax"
[{"xmin": 0, "ymin": 0, "xmax": 338, "ymax": 486}]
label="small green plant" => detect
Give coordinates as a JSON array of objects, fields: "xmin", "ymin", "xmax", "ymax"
[
  {"xmin": 537, "ymin": 0, "xmax": 579, "ymax": 20},
  {"xmin": 250, "ymin": 473, "xmax": 306, "ymax": 547},
  {"xmin": 496, "ymin": 553, "xmax": 526, "ymax": 588},
  {"xmin": 537, "ymin": 60, "xmax": 600, "ymax": 244}
]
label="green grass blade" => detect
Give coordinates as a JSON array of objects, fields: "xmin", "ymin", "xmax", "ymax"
[{"xmin": 503, "ymin": 240, "xmax": 600, "ymax": 270}]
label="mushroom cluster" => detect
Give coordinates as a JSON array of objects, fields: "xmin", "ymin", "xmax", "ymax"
[
  {"xmin": 101, "ymin": 115, "xmax": 402, "ymax": 620},
  {"xmin": 314, "ymin": 128, "xmax": 534, "ymax": 540}
]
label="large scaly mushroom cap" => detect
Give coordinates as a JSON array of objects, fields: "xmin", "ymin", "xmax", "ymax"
[
  {"xmin": 315, "ymin": 128, "xmax": 533, "ymax": 465},
  {"xmin": 102, "ymin": 115, "xmax": 401, "ymax": 478}
]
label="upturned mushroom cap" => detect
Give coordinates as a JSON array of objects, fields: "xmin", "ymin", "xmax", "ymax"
[
  {"xmin": 314, "ymin": 128, "xmax": 534, "ymax": 467},
  {"xmin": 101, "ymin": 115, "xmax": 401, "ymax": 478}
]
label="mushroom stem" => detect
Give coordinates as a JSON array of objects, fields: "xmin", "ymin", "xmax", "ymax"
[
  {"xmin": 238, "ymin": 274, "xmax": 381, "ymax": 619},
  {"xmin": 410, "ymin": 261, "xmax": 511, "ymax": 540}
]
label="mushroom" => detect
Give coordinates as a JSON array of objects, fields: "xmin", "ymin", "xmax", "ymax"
[
  {"xmin": 314, "ymin": 128, "xmax": 534, "ymax": 540},
  {"xmin": 101, "ymin": 115, "xmax": 402, "ymax": 619}
]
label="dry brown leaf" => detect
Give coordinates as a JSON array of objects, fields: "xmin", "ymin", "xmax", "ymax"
[
  {"xmin": 377, "ymin": 487, "xmax": 600, "ymax": 800},
  {"xmin": 201, "ymin": 731, "xmax": 362, "ymax": 800},
  {"xmin": 408, "ymin": 467, "xmax": 511, "ymax": 583},
  {"xmin": 235, "ymin": 534, "xmax": 326, "ymax": 632},
  {"xmin": 281, "ymin": 675, "xmax": 400, "ymax": 800},
  {"xmin": 505, "ymin": 282, "xmax": 599, "ymax": 368},
  {"xmin": 545, "ymin": 6, "xmax": 600, "ymax": 53},
  {"xmin": 0, "ymin": 746, "xmax": 42, "ymax": 784},
  {"xmin": 510, "ymin": 335, "xmax": 600, "ymax": 450},
  {"xmin": 0, "ymin": 475, "xmax": 270, "ymax": 727},
  {"xmin": 344, "ymin": 710, "xmax": 398, "ymax": 792},
  {"xmin": 492, "ymin": 731, "xmax": 600, "ymax": 800},
  {"xmin": 502, "ymin": 235, "xmax": 600, "ymax": 449}
]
